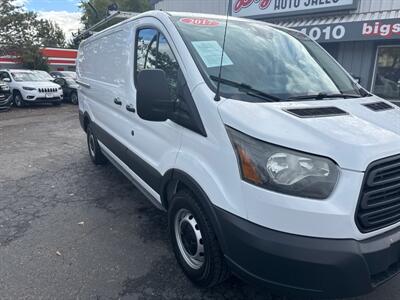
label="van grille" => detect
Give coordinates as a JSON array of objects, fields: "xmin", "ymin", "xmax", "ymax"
[
  {"xmin": 357, "ymin": 155, "xmax": 400, "ymax": 232},
  {"xmin": 284, "ymin": 107, "xmax": 348, "ymax": 118},
  {"xmin": 39, "ymin": 88, "xmax": 57, "ymax": 93},
  {"xmin": 363, "ymin": 102, "xmax": 394, "ymax": 112}
]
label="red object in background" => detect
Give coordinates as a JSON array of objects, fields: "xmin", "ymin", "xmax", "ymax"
[
  {"xmin": 41, "ymin": 48, "xmax": 77, "ymax": 59},
  {"xmin": 0, "ymin": 47, "xmax": 78, "ymax": 67},
  {"xmin": 57, "ymin": 68, "xmax": 65, "ymax": 71},
  {"xmin": 41, "ymin": 48, "xmax": 78, "ymax": 66},
  {"xmin": 234, "ymin": 0, "xmax": 271, "ymax": 13}
]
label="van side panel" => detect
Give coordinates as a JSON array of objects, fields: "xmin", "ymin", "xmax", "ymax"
[
  {"xmin": 77, "ymin": 26, "xmax": 134, "ymax": 138},
  {"xmin": 174, "ymin": 84, "xmax": 247, "ymax": 218},
  {"xmin": 78, "ymin": 18, "xmax": 183, "ymax": 201}
]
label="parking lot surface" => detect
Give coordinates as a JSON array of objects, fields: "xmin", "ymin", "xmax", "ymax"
[{"xmin": 1, "ymin": 105, "xmax": 400, "ymax": 300}]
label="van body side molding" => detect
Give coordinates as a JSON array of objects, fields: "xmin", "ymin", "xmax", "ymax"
[
  {"xmin": 92, "ymin": 122, "xmax": 163, "ymax": 194},
  {"xmin": 99, "ymin": 141, "xmax": 165, "ymax": 211},
  {"xmin": 76, "ymin": 80, "xmax": 91, "ymax": 89}
]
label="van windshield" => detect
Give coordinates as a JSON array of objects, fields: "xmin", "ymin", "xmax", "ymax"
[{"xmin": 172, "ymin": 16, "xmax": 363, "ymax": 102}]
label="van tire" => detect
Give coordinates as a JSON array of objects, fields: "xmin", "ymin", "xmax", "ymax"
[
  {"xmin": 87, "ymin": 123, "xmax": 107, "ymax": 165},
  {"xmin": 168, "ymin": 189, "xmax": 229, "ymax": 288}
]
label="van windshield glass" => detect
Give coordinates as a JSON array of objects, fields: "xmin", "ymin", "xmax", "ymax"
[{"xmin": 172, "ymin": 16, "xmax": 362, "ymax": 102}]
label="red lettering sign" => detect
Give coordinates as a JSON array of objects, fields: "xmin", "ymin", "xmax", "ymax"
[
  {"xmin": 362, "ymin": 22, "xmax": 400, "ymax": 38},
  {"xmin": 179, "ymin": 18, "xmax": 220, "ymax": 27},
  {"xmin": 234, "ymin": 0, "xmax": 272, "ymax": 13}
]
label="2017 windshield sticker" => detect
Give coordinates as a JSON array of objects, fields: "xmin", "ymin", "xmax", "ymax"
[
  {"xmin": 191, "ymin": 41, "xmax": 233, "ymax": 68},
  {"xmin": 180, "ymin": 18, "xmax": 220, "ymax": 27}
]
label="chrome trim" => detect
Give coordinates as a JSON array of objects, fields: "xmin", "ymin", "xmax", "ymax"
[{"xmin": 98, "ymin": 141, "xmax": 165, "ymax": 211}]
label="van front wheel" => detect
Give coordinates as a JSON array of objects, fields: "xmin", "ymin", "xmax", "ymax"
[{"xmin": 168, "ymin": 190, "xmax": 229, "ymax": 288}]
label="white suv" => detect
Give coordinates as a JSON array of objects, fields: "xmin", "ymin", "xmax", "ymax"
[
  {"xmin": 0, "ymin": 69, "xmax": 63, "ymax": 107},
  {"xmin": 77, "ymin": 11, "xmax": 400, "ymax": 298}
]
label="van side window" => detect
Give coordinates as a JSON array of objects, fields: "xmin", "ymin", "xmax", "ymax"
[
  {"xmin": 136, "ymin": 28, "xmax": 180, "ymax": 100},
  {"xmin": 137, "ymin": 28, "xmax": 158, "ymax": 72}
]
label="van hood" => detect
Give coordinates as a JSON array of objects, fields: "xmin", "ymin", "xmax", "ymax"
[{"xmin": 218, "ymin": 96, "xmax": 400, "ymax": 171}]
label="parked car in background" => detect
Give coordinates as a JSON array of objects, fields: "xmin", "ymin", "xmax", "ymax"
[
  {"xmin": 54, "ymin": 77, "xmax": 79, "ymax": 104},
  {"xmin": 0, "ymin": 80, "xmax": 12, "ymax": 111},
  {"xmin": 50, "ymin": 71, "xmax": 77, "ymax": 80},
  {"xmin": 0, "ymin": 69, "xmax": 63, "ymax": 107},
  {"xmin": 34, "ymin": 70, "xmax": 55, "ymax": 82}
]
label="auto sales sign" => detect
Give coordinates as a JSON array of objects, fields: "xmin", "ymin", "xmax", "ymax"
[{"xmin": 232, "ymin": 0, "xmax": 358, "ymax": 18}]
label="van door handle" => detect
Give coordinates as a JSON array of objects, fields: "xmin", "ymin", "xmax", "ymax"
[
  {"xmin": 114, "ymin": 98, "xmax": 122, "ymax": 106},
  {"xmin": 126, "ymin": 104, "xmax": 136, "ymax": 113}
]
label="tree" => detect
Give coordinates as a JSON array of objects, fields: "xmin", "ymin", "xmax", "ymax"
[
  {"xmin": 80, "ymin": 0, "xmax": 151, "ymax": 29},
  {"xmin": 20, "ymin": 44, "xmax": 50, "ymax": 71},
  {"xmin": 0, "ymin": 0, "xmax": 66, "ymax": 67},
  {"xmin": 66, "ymin": 37, "xmax": 80, "ymax": 50},
  {"xmin": 35, "ymin": 19, "xmax": 66, "ymax": 48},
  {"xmin": 67, "ymin": 29, "xmax": 86, "ymax": 49}
]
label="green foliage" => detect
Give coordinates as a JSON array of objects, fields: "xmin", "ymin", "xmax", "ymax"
[
  {"xmin": 66, "ymin": 37, "xmax": 80, "ymax": 50},
  {"xmin": 80, "ymin": 0, "xmax": 151, "ymax": 29},
  {"xmin": 20, "ymin": 45, "xmax": 50, "ymax": 71},
  {"xmin": 0, "ymin": 0, "xmax": 66, "ymax": 68},
  {"xmin": 35, "ymin": 19, "xmax": 66, "ymax": 48}
]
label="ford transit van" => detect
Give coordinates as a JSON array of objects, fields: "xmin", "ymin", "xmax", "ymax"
[{"xmin": 77, "ymin": 11, "xmax": 400, "ymax": 298}]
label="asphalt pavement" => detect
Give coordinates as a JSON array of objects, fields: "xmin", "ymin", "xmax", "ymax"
[{"xmin": 0, "ymin": 104, "xmax": 399, "ymax": 300}]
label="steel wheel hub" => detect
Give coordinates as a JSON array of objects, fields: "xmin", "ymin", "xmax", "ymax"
[
  {"xmin": 174, "ymin": 208, "xmax": 205, "ymax": 270},
  {"xmin": 89, "ymin": 134, "xmax": 95, "ymax": 157}
]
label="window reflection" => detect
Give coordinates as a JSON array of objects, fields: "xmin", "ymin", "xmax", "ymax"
[
  {"xmin": 136, "ymin": 29, "xmax": 180, "ymax": 100},
  {"xmin": 373, "ymin": 47, "xmax": 400, "ymax": 101}
]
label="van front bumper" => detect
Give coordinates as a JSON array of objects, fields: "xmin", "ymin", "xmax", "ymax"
[{"xmin": 216, "ymin": 206, "xmax": 400, "ymax": 298}]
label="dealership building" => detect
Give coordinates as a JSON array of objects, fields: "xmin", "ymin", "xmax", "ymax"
[{"xmin": 156, "ymin": 0, "xmax": 400, "ymax": 101}]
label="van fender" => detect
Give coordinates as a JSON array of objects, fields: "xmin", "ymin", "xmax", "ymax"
[
  {"xmin": 161, "ymin": 169, "xmax": 229, "ymax": 253},
  {"xmin": 79, "ymin": 105, "xmax": 96, "ymax": 132}
]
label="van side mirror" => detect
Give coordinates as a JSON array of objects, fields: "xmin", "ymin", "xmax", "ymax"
[
  {"xmin": 136, "ymin": 69, "xmax": 173, "ymax": 122},
  {"xmin": 3, "ymin": 78, "xmax": 11, "ymax": 82}
]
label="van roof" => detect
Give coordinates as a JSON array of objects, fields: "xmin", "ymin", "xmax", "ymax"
[
  {"xmin": 80, "ymin": 10, "xmax": 292, "ymax": 47},
  {"xmin": 80, "ymin": 10, "xmax": 263, "ymax": 41},
  {"xmin": 167, "ymin": 11, "xmax": 243, "ymax": 21}
]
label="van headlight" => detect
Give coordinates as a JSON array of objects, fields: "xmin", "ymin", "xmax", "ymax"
[{"xmin": 226, "ymin": 127, "xmax": 339, "ymax": 199}]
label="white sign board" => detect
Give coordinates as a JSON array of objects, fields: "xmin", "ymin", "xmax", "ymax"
[{"xmin": 232, "ymin": 0, "xmax": 358, "ymax": 19}]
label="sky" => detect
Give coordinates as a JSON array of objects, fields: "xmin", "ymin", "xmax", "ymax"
[{"xmin": 15, "ymin": 0, "xmax": 83, "ymax": 42}]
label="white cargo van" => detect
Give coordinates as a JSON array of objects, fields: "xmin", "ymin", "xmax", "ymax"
[{"xmin": 77, "ymin": 11, "xmax": 400, "ymax": 298}]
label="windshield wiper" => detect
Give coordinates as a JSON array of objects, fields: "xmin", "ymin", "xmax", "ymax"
[
  {"xmin": 210, "ymin": 75, "xmax": 282, "ymax": 102},
  {"xmin": 288, "ymin": 92, "xmax": 361, "ymax": 101}
]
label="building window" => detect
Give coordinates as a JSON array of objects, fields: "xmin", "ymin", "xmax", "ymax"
[{"xmin": 372, "ymin": 46, "xmax": 400, "ymax": 101}]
